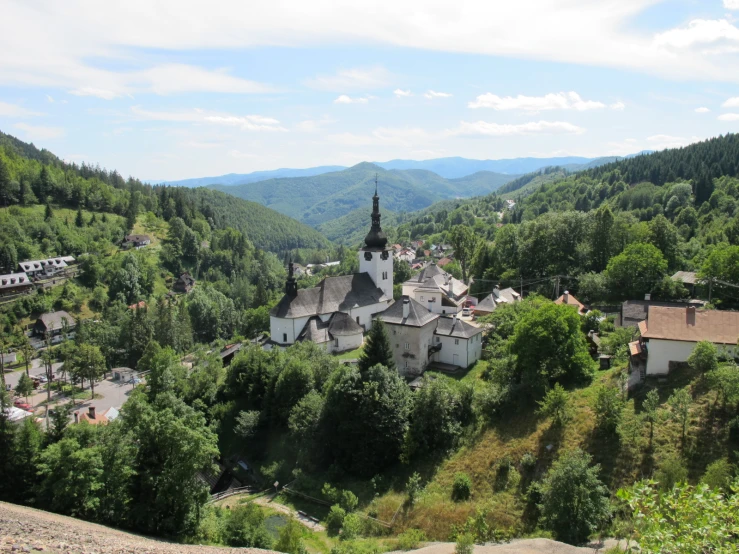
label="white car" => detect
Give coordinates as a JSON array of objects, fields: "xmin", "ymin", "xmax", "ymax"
[{"xmin": 462, "ymin": 307, "xmax": 472, "ymax": 317}]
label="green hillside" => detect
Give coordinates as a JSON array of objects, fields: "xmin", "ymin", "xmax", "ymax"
[{"xmin": 210, "ymin": 163, "xmax": 519, "ymax": 227}]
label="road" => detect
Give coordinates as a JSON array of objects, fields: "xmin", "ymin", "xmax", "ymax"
[{"xmin": 5, "ymin": 361, "xmax": 138, "ymax": 421}]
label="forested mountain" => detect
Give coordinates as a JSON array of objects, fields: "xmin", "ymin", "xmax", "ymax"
[
  {"xmin": 151, "ymin": 165, "xmax": 346, "ymax": 188},
  {"xmin": 0, "ymin": 130, "xmax": 327, "ymax": 253},
  {"xmin": 374, "ymin": 154, "xmax": 620, "ymax": 177},
  {"xmin": 211, "ymin": 162, "xmax": 519, "ymax": 228}
]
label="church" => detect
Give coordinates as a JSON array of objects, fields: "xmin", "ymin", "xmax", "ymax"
[{"xmin": 268, "ymin": 184, "xmax": 483, "ymax": 376}]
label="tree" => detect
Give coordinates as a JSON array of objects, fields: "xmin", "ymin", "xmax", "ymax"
[
  {"xmin": 403, "ymin": 376, "xmax": 462, "ymax": 460},
  {"xmin": 537, "ymin": 383, "xmax": 572, "ymax": 426},
  {"xmin": 707, "ymin": 365, "xmax": 739, "ymax": 410},
  {"xmin": 539, "ymin": 449, "xmax": 611, "ymax": 545},
  {"xmin": 449, "ymin": 224, "xmax": 478, "ymax": 282},
  {"xmin": 590, "ymin": 205, "xmax": 615, "ymax": 272},
  {"xmin": 688, "ymin": 341, "xmax": 718, "ymax": 376},
  {"xmin": 44, "ymin": 202, "xmax": 53, "ymax": 221},
  {"xmin": 358, "ymin": 319, "xmax": 395, "ymax": 374},
  {"xmin": 73, "ymin": 344, "xmax": 106, "ymax": 399},
  {"xmin": 509, "ymin": 302, "xmax": 596, "ymax": 394},
  {"xmin": 48, "ymin": 403, "xmax": 74, "ymax": 443},
  {"xmin": 701, "ymin": 458, "xmax": 734, "ymax": 493},
  {"xmin": 619, "ymin": 480, "xmax": 739, "ymax": 553},
  {"xmin": 593, "ymin": 386, "xmax": 625, "ymax": 434},
  {"xmin": 274, "ymin": 518, "xmax": 305, "ymax": 554},
  {"xmin": 15, "ymin": 373, "xmax": 34, "ymax": 405},
  {"xmin": 326, "ymin": 505, "xmax": 346, "ymax": 536},
  {"xmin": 235, "ymin": 410, "xmax": 260, "ymax": 438},
  {"xmin": 642, "ymin": 389, "xmax": 661, "ymax": 448},
  {"xmin": 0, "ymin": 157, "xmax": 12, "ymax": 206},
  {"xmin": 288, "ymin": 390, "xmax": 323, "ymax": 443},
  {"xmin": 75, "ymin": 207, "xmax": 85, "ymax": 227},
  {"xmin": 605, "ymin": 243, "xmax": 668, "ymax": 301},
  {"xmin": 406, "ymin": 472, "xmax": 422, "ymax": 507},
  {"xmin": 452, "ymin": 472, "xmax": 472, "ymax": 501},
  {"xmin": 19, "ymin": 333, "xmax": 33, "ymax": 377},
  {"xmin": 667, "ymin": 387, "xmax": 692, "ymax": 446}
]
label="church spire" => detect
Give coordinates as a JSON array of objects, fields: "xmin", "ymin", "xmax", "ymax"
[
  {"xmin": 285, "ymin": 259, "xmax": 298, "ymax": 297},
  {"xmin": 364, "ymin": 175, "xmax": 388, "ymax": 249}
]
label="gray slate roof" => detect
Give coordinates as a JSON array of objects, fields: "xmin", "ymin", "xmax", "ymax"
[
  {"xmin": 476, "ymin": 287, "xmax": 520, "ymax": 312},
  {"xmin": 434, "ymin": 316, "xmax": 483, "ymax": 339},
  {"xmin": 380, "ymin": 296, "xmax": 439, "ymax": 327},
  {"xmin": 329, "ymin": 312, "xmax": 364, "ymax": 336},
  {"xmin": 0, "ymin": 272, "xmax": 31, "ymax": 290},
  {"xmin": 37, "ymin": 311, "xmax": 75, "ymax": 331},
  {"xmin": 271, "ymin": 273, "xmax": 388, "ymax": 318},
  {"xmin": 297, "ymin": 312, "xmax": 364, "ymax": 343},
  {"xmin": 671, "ymin": 271, "xmax": 699, "ymax": 285},
  {"xmin": 403, "ymin": 263, "xmax": 468, "ymax": 299}
]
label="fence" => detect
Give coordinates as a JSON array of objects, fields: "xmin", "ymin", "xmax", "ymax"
[{"xmin": 208, "ymin": 485, "xmax": 264, "ymax": 504}]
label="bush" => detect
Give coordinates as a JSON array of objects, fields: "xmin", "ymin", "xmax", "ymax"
[
  {"xmin": 326, "ymin": 505, "xmax": 346, "ymax": 536},
  {"xmin": 593, "ymin": 386, "xmax": 625, "ymax": 433},
  {"xmin": 396, "ymin": 528, "xmax": 426, "ymax": 551},
  {"xmin": 340, "ymin": 513, "xmax": 363, "ymax": 541},
  {"xmin": 537, "ymin": 383, "xmax": 573, "ymax": 426},
  {"xmin": 520, "ymin": 452, "xmax": 537, "ymax": 473},
  {"xmin": 406, "ymin": 472, "xmax": 422, "ymax": 507},
  {"xmin": 452, "ymin": 472, "xmax": 472, "ymax": 501},
  {"xmin": 274, "ymin": 519, "xmax": 305, "ymax": 554},
  {"xmin": 701, "ymin": 458, "xmax": 734, "ymax": 493},
  {"xmin": 654, "ymin": 454, "xmax": 688, "ymax": 491},
  {"xmin": 455, "ymin": 532, "xmax": 475, "ymax": 554},
  {"xmin": 340, "ymin": 490, "xmax": 358, "ymax": 512}
]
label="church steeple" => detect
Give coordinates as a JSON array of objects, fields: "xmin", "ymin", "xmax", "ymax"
[
  {"xmin": 364, "ymin": 174, "xmax": 388, "ymax": 249},
  {"xmin": 285, "ymin": 260, "xmax": 298, "ymax": 297}
]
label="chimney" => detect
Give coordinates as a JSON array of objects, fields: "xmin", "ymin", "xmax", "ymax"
[
  {"xmin": 563, "ymin": 290, "xmax": 569, "ymax": 304},
  {"xmin": 687, "ymin": 306, "xmax": 696, "ymax": 325},
  {"xmin": 402, "ymin": 298, "xmax": 410, "ymax": 320},
  {"xmin": 73, "ymin": 411, "xmax": 79, "ymax": 424},
  {"xmin": 88, "ymin": 406, "xmax": 96, "ymax": 419}
]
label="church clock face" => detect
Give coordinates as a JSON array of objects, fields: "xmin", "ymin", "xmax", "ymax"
[{"xmin": 364, "ymin": 251, "xmax": 373, "ymax": 261}]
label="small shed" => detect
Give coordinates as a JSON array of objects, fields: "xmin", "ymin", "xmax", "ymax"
[{"xmin": 173, "ymin": 273, "xmax": 196, "ymax": 293}]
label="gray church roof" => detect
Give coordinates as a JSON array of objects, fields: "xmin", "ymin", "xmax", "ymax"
[
  {"xmin": 296, "ymin": 312, "xmax": 365, "ymax": 343},
  {"xmin": 271, "ymin": 273, "xmax": 388, "ymax": 319},
  {"xmin": 329, "ymin": 312, "xmax": 364, "ymax": 336},
  {"xmin": 435, "ymin": 316, "xmax": 483, "ymax": 339},
  {"xmin": 380, "ymin": 296, "xmax": 439, "ymax": 327}
]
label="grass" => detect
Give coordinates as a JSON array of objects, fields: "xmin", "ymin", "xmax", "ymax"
[{"xmin": 333, "ymin": 346, "xmax": 364, "ymax": 361}]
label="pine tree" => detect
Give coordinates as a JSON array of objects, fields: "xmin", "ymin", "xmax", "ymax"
[
  {"xmin": 44, "ymin": 202, "xmax": 53, "ymax": 221},
  {"xmin": 75, "ymin": 207, "xmax": 85, "ymax": 227},
  {"xmin": 358, "ymin": 319, "xmax": 395, "ymax": 375}
]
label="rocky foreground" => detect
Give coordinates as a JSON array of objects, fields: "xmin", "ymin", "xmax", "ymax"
[{"xmin": 0, "ymin": 502, "xmax": 274, "ymax": 554}]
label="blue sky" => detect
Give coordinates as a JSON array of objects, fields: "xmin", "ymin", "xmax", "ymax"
[{"xmin": 3, "ymin": 0, "xmax": 739, "ymax": 180}]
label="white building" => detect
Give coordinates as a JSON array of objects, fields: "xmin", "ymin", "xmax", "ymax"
[
  {"xmin": 18, "ymin": 258, "xmax": 70, "ymax": 278},
  {"xmin": 269, "ymin": 184, "xmax": 392, "ymax": 350},
  {"xmin": 382, "ymin": 297, "xmax": 440, "ymax": 377},
  {"xmin": 474, "ymin": 287, "xmax": 521, "ymax": 317},
  {"xmin": 635, "ymin": 306, "xmax": 739, "ymax": 375},
  {"xmin": 401, "ymin": 263, "xmax": 468, "ymax": 315},
  {"xmin": 433, "ymin": 316, "xmax": 484, "ymax": 368}
]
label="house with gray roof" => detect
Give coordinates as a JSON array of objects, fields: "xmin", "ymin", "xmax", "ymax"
[
  {"xmin": 381, "ymin": 297, "xmax": 440, "ymax": 376},
  {"xmin": 433, "ymin": 316, "xmax": 484, "ymax": 368},
  {"xmin": 401, "ymin": 262, "xmax": 468, "ymax": 315},
  {"xmin": 19, "ymin": 258, "xmax": 69, "ymax": 278},
  {"xmin": 474, "ymin": 287, "xmax": 521, "ymax": 317},
  {"xmin": 34, "ymin": 310, "xmax": 76, "ymax": 337},
  {"xmin": 0, "ymin": 272, "xmax": 33, "ymax": 296}
]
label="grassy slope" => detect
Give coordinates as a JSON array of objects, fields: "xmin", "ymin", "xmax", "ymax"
[{"xmin": 357, "ymin": 361, "xmax": 730, "ymax": 541}]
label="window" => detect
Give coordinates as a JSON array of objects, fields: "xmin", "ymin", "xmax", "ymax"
[
  {"xmin": 356, "ymin": 316, "xmax": 360, "ymax": 325},
  {"xmin": 283, "ymin": 333, "xmax": 287, "ymax": 343},
  {"xmin": 454, "ymin": 339, "xmax": 459, "ymax": 345},
  {"xmin": 393, "ymin": 329, "xmax": 397, "ymax": 335},
  {"xmin": 405, "ymin": 361, "xmax": 408, "ymax": 368},
  {"xmin": 382, "ymin": 271, "xmax": 388, "ymax": 280},
  {"xmin": 335, "ymin": 338, "xmax": 339, "ymax": 347},
  {"xmin": 404, "ymin": 343, "xmax": 410, "ymax": 350},
  {"xmin": 436, "ymin": 337, "xmax": 440, "ymax": 343}
]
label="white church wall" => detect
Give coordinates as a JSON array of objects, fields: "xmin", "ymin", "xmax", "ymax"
[{"xmin": 359, "ymin": 249, "xmax": 393, "ymax": 299}]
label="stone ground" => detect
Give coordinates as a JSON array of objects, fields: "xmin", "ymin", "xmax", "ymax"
[{"xmin": 0, "ymin": 502, "xmax": 276, "ymax": 554}]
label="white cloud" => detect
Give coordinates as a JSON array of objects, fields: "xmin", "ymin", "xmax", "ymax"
[
  {"xmin": 295, "ymin": 117, "xmax": 335, "ymax": 132},
  {"xmin": 424, "ymin": 90, "xmax": 452, "ymax": 99},
  {"xmin": 306, "ymin": 66, "xmax": 390, "ymax": 91},
  {"xmin": 45, "ymin": 95, "xmax": 54, "ymax": 103},
  {"xmin": 610, "ymin": 101, "xmax": 626, "ymax": 110},
  {"xmin": 724, "ymin": 0, "xmax": 739, "ymax": 9},
  {"xmin": 719, "ymin": 113, "xmax": 739, "ymax": 121},
  {"xmin": 130, "ymin": 106, "xmax": 286, "ymax": 130},
  {"xmin": 334, "ymin": 95, "xmax": 370, "ymax": 104},
  {"xmin": 0, "ymin": 101, "xmax": 42, "ymax": 117},
  {"xmin": 394, "ymin": 89, "xmax": 412, "ymax": 98},
  {"xmin": 228, "ymin": 149, "xmax": 260, "ymax": 159},
  {"xmin": 469, "ymin": 91, "xmax": 605, "ymax": 111},
  {"xmin": 454, "ymin": 120, "xmax": 585, "ymax": 137},
  {"xmin": 654, "ymin": 19, "xmax": 739, "ymax": 49},
  {"xmin": 70, "ymin": 87, "xmax": 121, "ymax": 100},
  {"xmin": 13, "ymin": 122, "xmax": 64, "ymax": 140},
  {"xmin": 695, "ymin": 106, "xmax": 710, "ymax": 113},
  {"xmin": 723, "ymin": 97, "xmax": 739, "ymax": 107}
]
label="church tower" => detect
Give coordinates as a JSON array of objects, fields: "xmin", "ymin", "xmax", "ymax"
[{"xmin": 359, "ymin": 177, "xmax": 393, "ymax": 299}]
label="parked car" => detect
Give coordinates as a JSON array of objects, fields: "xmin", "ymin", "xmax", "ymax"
[
  {"xmin": 13, "ymin": 400, "xmax": 32, "ymax": 411},
  {"xmin": 462, "ymin": 307, "xmax": 472, "ymax": 317},
  {"xmin": 128, "ymin": 377, "xmax": 142, "ymax": 385}
]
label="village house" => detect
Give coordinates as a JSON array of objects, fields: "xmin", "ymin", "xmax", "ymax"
[
  {"xmin": 401, "ymin": 263, "xmax": 468, "ymax": 315},
  {"xmin": 474, "ymin": 286, "xmax": 521, "ymax": 317},
  {"xmin": 619, "ymin": 298, "xmax": 705, "ymax": 328},
  {"xmin": 671, "ymin": 270, "xmax": 701, "ymax": 297},
  {"xmin": 173, "ymin": 272, "xmax": 196, "ymax": 293},
  {"xmin": 555, "ymin": 291, "xmax": 586, "ymax": 315},
  {"xmin": 122, "ymin": 234, "xmax": 151, "ymax": 249},
  {"xmin": 0, "ymin": 272, "xmax": 33, "ymax": 297},
  {"xmin": 73, "ymin": 405, "xmax": 119, "ymax": 425},
  {"xmin": 632, "ymin": 306, "xmax": 739, "ymax": 376},
  {"xmin": 396, "ymin": 248, "xmax": 415, "ymax": 264},
  {"xmin": 432, "ymin": 314, "xmax": 484, "ymax": 368},
  {"xmin": 34, "ymin": 310, "xmax": 76, "ymax": 337},
  {"xmin": 18, "ymin": 257, "xmax": 71, "ymax": 278},
  {"xmin": 382, "ymin": 297, "xmax": 440, "ymax": 377}
]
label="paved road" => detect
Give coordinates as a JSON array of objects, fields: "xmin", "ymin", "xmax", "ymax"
[{"xmin": 5, "ymin": 362, "xmax": 137, "ymax": 420}]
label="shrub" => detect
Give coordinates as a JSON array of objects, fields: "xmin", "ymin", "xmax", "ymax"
[
  {"xmin": 452, "ymin": 472, "xmax": 472, "ymax": 501},
  {"xmin": 396, "ymin": 528, "xmax": 426, "ymax": 550},
  {"xmin": 326, "ymin": 505, "xmax": 346, "ymax": 536},
  {"xmin": 455, "ymin": 533, "xmax": 475, "ymax": 554},
  {"xmin": 340, "ymin": 513, "xmax": 363, "ymax": 541},
  {"xmin": 340, "ymin": 490, "xmax": 359, "ymax": 512},
  {"xmin": 593, "ymin": 386, "xmax": 625, "ymax": 433},
  {"xmin": 406, "ymin": 472, "xmax": 422, "ymax": 507},
  {"xmin": 520, "ymin": 452, "xmax": 537, "ymax": 473},
  {"xmin": 537, "ymin": 383, "xmax": 573, "ymax": 426},
  {"xmin": 654, "ymin": 454, "xmax": 688, "ymax": 491},
  {"xmin": 701, "ymin": 458, "xmax": 734, "ymax": 493}
]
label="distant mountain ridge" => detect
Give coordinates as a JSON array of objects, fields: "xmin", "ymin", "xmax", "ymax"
[{"xmin": 151, "ymin": 155, "xmax": 623, "ymax": 188}]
